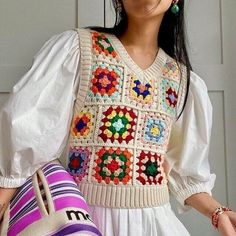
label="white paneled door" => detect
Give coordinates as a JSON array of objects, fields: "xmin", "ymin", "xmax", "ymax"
[{"xmin": 0, "ymin": 1, "xmax": 235, "ymax": 236}]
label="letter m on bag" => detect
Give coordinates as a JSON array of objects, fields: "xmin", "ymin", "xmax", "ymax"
[{"xmin": 66, "ymin": 210, "xmax": 92, "ymax": 221}]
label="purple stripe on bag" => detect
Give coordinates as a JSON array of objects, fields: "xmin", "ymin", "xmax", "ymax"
[
  {"xmin": 44, "ymin": 166, "xmax": 66, "ymax": 177},
  {"xmin": 10, "ymin": 188, "xmax": 35, "ymax": 218},
  {"xmin": 10, "ymin": 179, "xmax": 32, "ymax": 207},
  {"xmin": 8, "ymin": 209, "xmax": 41, "ymax": 236},
  {"xmin": 49, "ymin": 223, "xmax": 102, "ymax": 236},
  {"xmin": 9, "ymin": 202, "xmax": 38, "ymax": 228},
  {"xmin": 42, "ymin": 163, "xmax": 58, "ymax": 172},
  {"xmin": 54, "ymin": 196, "xmax": 89, "ymax": 212}
]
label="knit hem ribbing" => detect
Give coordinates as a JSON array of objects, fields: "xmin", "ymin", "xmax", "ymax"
[{"xmin": 79, "ymin": 182, "xmax": 170, "ymax": 209}]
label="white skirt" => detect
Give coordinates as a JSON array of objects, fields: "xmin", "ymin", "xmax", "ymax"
[{"xmin": 87, "ymin": 202, "xmax": 190, "ymax": 236}]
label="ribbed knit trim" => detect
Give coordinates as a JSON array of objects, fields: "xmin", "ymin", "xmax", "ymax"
[
  {"xmin": 79, "ymin": 182, "xmax": 170, "ymax": 209},
  {"xmin": 172, "ymin": 182, "xmax": 212, "ymax": 214},
  {"xmin": 175, "ymin": 63, "xmax": 188, "ymax": 120},
  {"xmin": 74, "ymin": 28, "xmax": 92, "ymax": 112},
  {"xmin": 103, "ymin": 32, "xmax": 167, "ymax": 79}
]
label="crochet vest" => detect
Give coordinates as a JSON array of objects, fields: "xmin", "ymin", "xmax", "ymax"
[{"xmin": 65, "ymin": 28, "xmax": 187, "ymax": 209}]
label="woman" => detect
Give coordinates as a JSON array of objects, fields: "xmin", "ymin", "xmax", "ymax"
[{"xmin": 0, "ymin": 0, "xmax": 236, "ymax": 235}]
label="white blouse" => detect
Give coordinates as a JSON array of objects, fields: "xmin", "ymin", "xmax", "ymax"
[{"xmin": 0, "ymin": 30, "xmax": 216, "ymax": 214}]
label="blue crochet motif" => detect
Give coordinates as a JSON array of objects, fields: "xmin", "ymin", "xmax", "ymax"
[{"xmin": 144, "ymin": 119, "xmax": 166, "ymax": 144}]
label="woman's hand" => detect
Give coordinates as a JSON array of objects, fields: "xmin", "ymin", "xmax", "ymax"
[
  {"xmin": 185, "ymin": 193, "xmax": 236, "ymax": 235},
  {"xmin": 0, "ymin": 188, "xmax": 17, "ymax": 221},
  {"xmin": 218, "ymin": 210, "xmax": 236, "ymax": 236}
]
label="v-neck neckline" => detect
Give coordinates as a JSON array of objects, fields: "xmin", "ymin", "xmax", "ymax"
[{"xmin": 103, "ymin": 32, "xmax": 166, "ymax": 76}]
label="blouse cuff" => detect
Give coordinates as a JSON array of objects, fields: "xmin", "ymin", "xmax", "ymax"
[
  {"xmin": 170, "ymin": 174, "xmax": 216, "ymax": 214},
  {"xmin": 0, "ymin": 176, "xmax": 27, "ymax": 188}
]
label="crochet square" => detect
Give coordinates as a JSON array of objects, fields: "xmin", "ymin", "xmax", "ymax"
[
  {"xmin": 87, "ymin": 62, "xmax": 124, "ymax": 102},
  {"xmin": 70, "ymin": 106, "xmax": 97, "ymax": 144},
  {"xmin": 124, "ymin": 73, "xmax": 157, "ymax": 109},
  {"xmin": 92, "ymin": 31, "xmax": 118, "ymax": 58},
  {"xmin": 129, "ymin": 75, "xmax": 154, "ymax": 104},
  {"xmin": 135, "ymin": 150, "xmax": 164, "ymax": 185},
  {"xmin": 162, "ymin": 58, "xmax": 180, "ymax": 80},
  {"xmin": 137, "ymin": 112, "xmax": 171, "ymax": 151},
  {"xmin": 98, "ymin": 105, "xmax": 137, "ymax": 144},
  {"xmin": 92, "ymin": 147, "xmax": 133, "ymax": 185},
  {"xmin": 67, "ymin": 146, "xmax": 91, "ymax": 182},
  {"xmin": 159, "ymin": 78, "xmax": 179, "ymax": 116}
]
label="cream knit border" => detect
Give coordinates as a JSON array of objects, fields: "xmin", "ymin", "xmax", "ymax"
[
  {"xmin": 79, "ymin": 182, "xmax": 170, "ymax": 208},
  {"xmin": 74, "ymin": 28, "xmax": 93, "ymax": 113}
]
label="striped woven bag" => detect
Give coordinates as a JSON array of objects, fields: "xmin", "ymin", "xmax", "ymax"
[{"xmin": 0, "ymin": 160, "xmax": 102, "ymax": 236}]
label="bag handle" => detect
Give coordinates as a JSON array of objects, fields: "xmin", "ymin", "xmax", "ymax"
[{"xmin": 32, "ymin": 169, "xmax": 55, "ymax": 216}]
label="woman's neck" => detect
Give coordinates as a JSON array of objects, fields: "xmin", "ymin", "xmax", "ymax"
[{"xmin": 118, "ymin": 15, "xmax": 164, "ymax": 52}]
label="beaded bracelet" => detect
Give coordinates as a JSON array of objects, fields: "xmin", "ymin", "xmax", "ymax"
[{"xmin": 211, "ymin": 206, "xmax": 232, "ymax": 229}]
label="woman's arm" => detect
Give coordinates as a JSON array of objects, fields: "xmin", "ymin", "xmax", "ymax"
[
  {"xmin": 0, "ymin": 30, "xmax": 80, "ymax": 189},
  {"xmin": 185, "ymin": 192, "xmax": 236, "ymax": 235},
  {"xmin": 0, "ymin": 188, "xmax": 17, "ymax": 220}
]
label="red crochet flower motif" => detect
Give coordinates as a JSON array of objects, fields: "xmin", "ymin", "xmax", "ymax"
[
  {"xmin": 160, "ymin": 78, "xmax": 179, "ymax": 116},
  {"xmin": 136, "ymin": 151, "xmax": 163, "ymax": 185},
  {"xmin": 93, "ymin": 147, "xmax": 132, "ymax": 185},
  {"xmin": 91, "ymin": 67, "xmax": 119, "ymax": 96},
  {"xmin": 166, "ymin": 87, "xmax": 178, "ymax": 107},
  {"xmin": 99, "ymin": 106, "xmax": 137, "ymax": 144},
  {"xmin": 92, "ymin": 31, "xmax": 117, "ymax": 58},
  {"xmin": 67, "ymin": 147, "xmax": 90, "ymax": 182}
]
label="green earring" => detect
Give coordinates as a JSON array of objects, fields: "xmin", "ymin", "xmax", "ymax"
[{"xmin": 171, "ymin": 0, "xmax": 179, "ymax": 14}]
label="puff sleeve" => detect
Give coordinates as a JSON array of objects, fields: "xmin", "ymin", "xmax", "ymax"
[
  {"xmin": 0, "ymin": 30, "xmax": 80, "ymax": 188},
  {"xmin": 166, "ymin": 71, "xmax": 216, "ymax": 214}
]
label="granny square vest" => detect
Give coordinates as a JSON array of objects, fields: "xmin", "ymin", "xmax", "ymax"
[{"xmin": 65, "ymin": 28, "xmax": 187, "ymax": 209}]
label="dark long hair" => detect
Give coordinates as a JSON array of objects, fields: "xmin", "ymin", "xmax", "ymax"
[{"xmin": 87, "ymin": 0, "xmax": 192, "ymax": 120}]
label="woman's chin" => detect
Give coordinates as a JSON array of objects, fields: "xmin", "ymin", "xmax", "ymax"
[{"xmin": 123, "ymin": 0, "xmax": 171, "ymax": 19}]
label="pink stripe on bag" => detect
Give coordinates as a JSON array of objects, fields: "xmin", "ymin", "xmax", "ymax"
[
  {"xmin": 46, "ymin": 172, "xmax": 75, "ymax": 184},
  {"xmin": 8, "ymin": 209, "xmax": 41, "ymax": 236},
  {"xmin": 54, "ymin": 196, "xmax": 89, "ymax": 212}
]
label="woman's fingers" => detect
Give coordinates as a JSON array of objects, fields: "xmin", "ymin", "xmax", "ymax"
[
  {"xmin": 225, "ymin": 211, "xmax": 236, "ymax": 227},
  {"xmin": 218, "ymin": 214, "xmax": 236, "ymax": 236}
]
